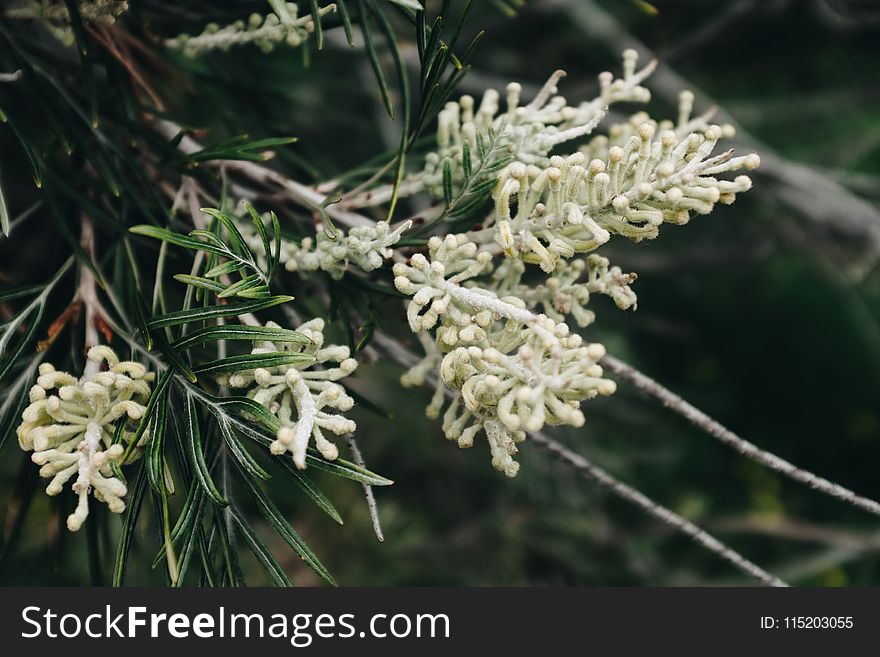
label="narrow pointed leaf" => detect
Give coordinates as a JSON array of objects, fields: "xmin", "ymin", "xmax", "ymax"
[
  {"xmin": 0, "ymin": 174, "xmax": 9, "ymax": 237},
  {"xmin": 204, "ymin": 260, "xmax": 246, "ymax": 279},
  {"xmin": 172, "ymin": 325, "xmax": 310, "ymax": 351},
  {"xmin": 217, "ymin": 273, "xmax": 264, "ymax": 298},
  {"xmin": 146, "ymin": 393, "xmax": 168, "ymax": 492},
  {"xmin": 122, "ymin": 368, "xmax": 173, "ymax": 463},
  {"xmin": 185, "ymin": 397, "xmax": 228, "ymax": 506},
  {"xmin": 129, "ymin": 225, "xmax": 227, "ymax": 256},
  {"xmin": 215, "ymin": 417, "xmax": 271, "ymax": 481},
  {"xmin": 337, "ymin": 0, "xmax": 355, "ymax": 45},
  {"xmin": 236, "ymin": 463, "xmax": 335, "ymax": 585},
  {"xmin": 278, "ymin": 459, "xmax": 343, "ymax": 525},
  {"xmin": 193, "ymin": 352, "xmax": 313, "ymax": 376},
  {"xmin": 145, "ymin": 296, "xmax": 294, "ymax": 330},
  {"xmin": 358, "ymin": 0, "xmax": 394, "ymax": 118},
  {"xmin": 112, "ymin": 465, "xmax": 148, "ymax": 587},
  {"xmin": 173, "ymin": 275, "xmax": 226, "ymax": 295},
  {"xmin": 229, "ymin": 505, "xmax": 292, "ymax": 587},
  {"xmin": 305, "ymin": 449, "xmax": 395, "ymax": 486}
]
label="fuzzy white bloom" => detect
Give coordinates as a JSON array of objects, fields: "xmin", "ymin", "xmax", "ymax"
[
  {"xmin": 419, "ymin": 50, "xmax": 657, "ymax": 202},
  {"xmin": 167, "ymin": 3, "xmax": 335, "ymax": 57},
  {"xmin": 284, "ymin": 220, "xmax": 412, "ymax": 280},
  {"xmin": 493, "ymin": 255, "xmax": 637, "ymax": 328},
  {"xmin": 394, "ymin": 236, "xmax": 615, "ymax": 476},
  {"xmin": 393, "ymin": 233, "xmax": 496, "ymax": 333},
  {"xmin": 481, "ymin": 117, "xmax": 757, "ymax": 272},
  {"xmin": 386, "ymin": 52, "xmax": 761, "ymax": 477},
  {"xmin": 5, "ymin": 0, "xmax": 128, "ymax": 47},
  {"xmin": 439, "ymin": 336, "xmax": 612, "ymax": 477},
  {"xmin": 228, "ymin": 319, "xmax": 358, "ymax": 470},
  {"xmin": 233, "ymin": 204, "xmax": 409, "ymax": 280},
  {"xmin": 352, "ymin": 51, "xmax": 759, "ymax": 477},
  {"xmin": 16, "ymin": 346, "xmax": 153, "ymax": 531}
]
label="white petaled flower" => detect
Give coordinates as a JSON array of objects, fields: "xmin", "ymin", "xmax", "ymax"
[
  {"xmin": 167, "ymin": 3, "xmax": 335, "ymax": 57},
  {"xmin": 16, "ymin": 346, "xmax": 153, "ymax": 531},
  {"xmin": 228, "ymin": 319, "xmax": 358, "ymax": 470}
]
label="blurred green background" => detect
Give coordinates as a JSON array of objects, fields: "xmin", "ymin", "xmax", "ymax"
[{"xmin": 2, "ymin": 0, "xmax": 880, "ymax": 586}]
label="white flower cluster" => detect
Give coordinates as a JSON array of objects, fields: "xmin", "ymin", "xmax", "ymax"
[
  {"xmin": 167, "ymin": 3, "xmax": 335, "ymax": 57},
  {"xmin": 420, "ymin": 50, "xmax": 656, "ymax": 200},
  {"xmin": 228, "ymin": 319, "xmax": 358, "ymax": 470},
  {"xmin": 16, "ymin": 346, "xmax": 153, "ymax": 531},
  {"xmin": 482, "ymin": 109, "xmax": 757, "ymax": 272},
  {"xmin": 393, "ymin": 235, "xmax": 616, "ymax": 476},
  {"xmin": 492, "ymin": 255, "xmax": 637, "ymax": 328},
  {"xmin": 283, "ymin": 220, "xmax": 412, "ymax": 280},
  {"xmin": 234, "ymin": 205, "xmax": 410, "ymax": 280},
  {"xmin": 387, "ymin": 51, "xmax": 759, "ymax": 476},
  {"xmin": 6, "ymin": 0, "xmax": 128, "ymax": 46}
]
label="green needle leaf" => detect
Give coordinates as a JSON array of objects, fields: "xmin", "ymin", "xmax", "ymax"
[
  {"xmin": 145, "ymin": 296, "xmax": 294, "ymax": 330},
  {"xmin": 184, "ymin": 396, "xmax": 228, "ymax": 507}
]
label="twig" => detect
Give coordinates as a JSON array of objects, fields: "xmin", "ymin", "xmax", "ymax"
[
  {"xmin": 710, "ymin": 514, "xmax": 880, "ymax": 550},
  {"xmin": 601, "ymin": 354, "xmax": 880, "ymax": 518},
  {"xmin": 77, "ymin": 215, "xmax": 112, "ymax": 380},
  {"xmin": 529, "ymin": 430, "xmax": 787, "ymax": 587},
  {"xmin": 346, "ymin": 436, "xmax": 384, "ymax": 542},
  {"xmin": 660, "ymin": 0, "xmax": 757, "ymax": 63},
  {"xmin": 152, "ymin": 119, "xmax": 373, "ymax": 229},
  {"xmin": 369, "ymin": 332, "xmax": 785, "ymax": 586}
]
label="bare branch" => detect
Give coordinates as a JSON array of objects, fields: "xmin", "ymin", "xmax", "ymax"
[
  {"xmin": 711, "ymin": 515, "xmax": 880, "ymax": 550},
  {"xmin": 601, "ymin": 354, "xmax": 880, "ymax": 518},
  {"xmin": 370, "ymin": 332, "xmax": 785, "ymax": 586},
  {"xmin": 529, "ymin": 430, "xmax": 787, "ymax": 587},
  {"xmin": 77, "ymin": 215, "xmax": 112, "ymax": 380},
  {"xmin": 152, "ymin": 119, "xmax": 373, "ymax": 229}
]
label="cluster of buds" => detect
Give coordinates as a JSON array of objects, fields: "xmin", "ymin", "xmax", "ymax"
[
  {"xmin": 394, "ymin": 235, "xmax": 616, "ymax": 476},
  {"xmin": 16, "ymin": 346, "xmax": 153, "ymax": 531},
  {"xmin": 439, "ymin": 330, "xmax": 614, "ymax": 477},
  {"xmin": 482, "ymin": 114, "xmax": 758, "ymax": 272},
  {"xmin": 167, "ymin": 3, "xmax": 335, "ymax": 57},
  {"xmin": 228, "ymin": 320, "xmax": 358, "ymax": 470},
  {"xmin": 234, "ymin": 202, "xmax": 410, "ymax": 279},
  {"xmin": 386, "ymin": 51, "xmax": 760, "ymax": 477},
  {"xmin": 283, "ymin": 220, "xmax": 411, "ymax": 280},
  {"xmin": 393, "ymin": 234, "xmax": 495, "ymax": 335},
  {"xmin": 420, "ymin": 50, "xmax": 657, "ymax": 202},
  {"xmin": 493, "ymin": 255, "xmax": 637, "ymax": 328},
  {"xmin": 5, "ymin": 0, "xmax": 128, "ymax": 47}
]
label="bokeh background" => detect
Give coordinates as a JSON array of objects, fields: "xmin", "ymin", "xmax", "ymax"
[{"xmin": 2, "ymin": 0, "xmax": 880, "ymax": 585}]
